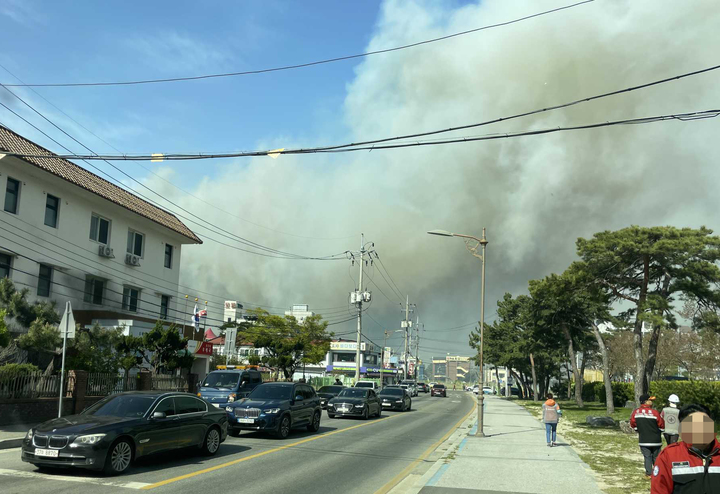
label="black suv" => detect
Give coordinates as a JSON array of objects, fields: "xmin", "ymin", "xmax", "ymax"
[{"xmin": 225, "ymin": 382, "xmax": 322, "ymax": 439}]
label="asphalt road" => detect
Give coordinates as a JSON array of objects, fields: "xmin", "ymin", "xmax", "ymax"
[{"xmin": 0, "ymin": 390, "xmax": 475, "ymax": 494}]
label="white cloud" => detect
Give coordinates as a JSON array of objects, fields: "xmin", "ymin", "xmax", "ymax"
[{"xmin": 124, "ymin": 31, "xmax": 235, "ymax": 73}]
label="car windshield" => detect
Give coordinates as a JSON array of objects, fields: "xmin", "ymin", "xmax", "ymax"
[
  {"xmin": 201, "ymin": 372, "xmax": 241, "ymax": 389},
  {"xmin": 338, "ymin": 388, "xmax": 368, "ymax": 398},
  {"xmin": 318, "ymin": 386, "xmax": 343, "ymax": 394},
  {"xmin": 379, "ymin": 388, "xmax": 403, "ymax": 397},
  {"xmin": 83, "ymin": 395, "xmax": 156, "ymax": 418},
  {"xmin": 249, "ymin": 385, "xmax": 292, "ymax": 400}
]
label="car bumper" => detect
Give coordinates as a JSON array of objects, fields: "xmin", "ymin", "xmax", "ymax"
[
  {"xmin": 431, "ymin": 392, "xmax": 446, "ymax": 397},
  {"xmin": 227, "ymin": 415, "xmax": 282, "ymax": 432},
  {"xmin": 327, "ymin": 407, "xmax": 366, "ymax": 416},
  {"xmin": 380, "ymin": 402, "xmax": 404, "ymax": 410},
  {"xmin": 21, "ymin": 441, "xmax": 108, "ymax": 470}
]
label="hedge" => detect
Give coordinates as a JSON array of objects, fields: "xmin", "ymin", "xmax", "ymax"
[
  {"xmin": 581, "ymin": 381, "xmax": 634, "ymax": 407},
  {"xmin": 0, "ymin": 363, "xmax": 40, "ymax": 377},
  {"xmin": 649, "ymin": 381, "xmax": 720, "ymax": 420}
]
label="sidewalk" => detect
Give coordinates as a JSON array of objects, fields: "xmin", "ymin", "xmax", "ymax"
[
  {"xmin": 0, "ymin": 424, "xmax": 33, "ymax": 450},
  {"xmin": 398, "ymin": 396, "xmax": 604, "ymax": 494}
]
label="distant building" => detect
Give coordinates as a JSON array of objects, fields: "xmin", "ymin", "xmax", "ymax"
[
  {"xmin": 432, "ymin": 355, "xmax": 474, "ymax": 382},
  {"xmin": 285, "ymin": 304, "xmax": 314, "ymax": 323}
]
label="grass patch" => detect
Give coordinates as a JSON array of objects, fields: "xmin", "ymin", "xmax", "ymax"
[{"xmin": 515, "ymin": 400, "xmax": 649, "ymax": 494}]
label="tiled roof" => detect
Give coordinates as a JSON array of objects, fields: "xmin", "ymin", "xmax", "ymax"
[{"xmin": 0, "ymin": 125, "xmax": 201, "ymax": 244}]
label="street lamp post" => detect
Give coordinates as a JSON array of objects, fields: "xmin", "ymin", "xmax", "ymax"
[{"xmin": 428, "ymin": 228, "xmax": 488, "ymax": 437}]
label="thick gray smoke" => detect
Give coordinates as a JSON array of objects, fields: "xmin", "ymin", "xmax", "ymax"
[{"xmin": 148, "ymin": 0, "xmax": 720, "ymax": 359}]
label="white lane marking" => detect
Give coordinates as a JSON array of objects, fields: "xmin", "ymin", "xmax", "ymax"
[
  {"xmin": 0, "ymin": 448, "xmax": 21, "ymax": 454},
  {"xmin": 0, "ymin": 468, "xmax": 150, "ymax": 489}
]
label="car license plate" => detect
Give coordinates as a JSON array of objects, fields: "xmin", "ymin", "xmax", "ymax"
[
  {"xmin": 35, "ymin": 449, "xmax": 58, "ymax": 458},
  {"xmin": 237, "ymin": 418, "xmax": 254, "ymax": 423},
  {"xmin": 382, "ymin": 403, "xmax": 392, "ymax": 407}
]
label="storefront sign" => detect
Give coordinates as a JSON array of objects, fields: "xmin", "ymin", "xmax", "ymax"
[{"xmin": 194, "ymin": 341, "xmax": 213, "ymax": 356}]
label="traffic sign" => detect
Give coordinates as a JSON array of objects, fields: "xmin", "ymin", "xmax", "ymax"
[{"xmin": 58, "ymin": 301, "xmax": 75, "ymax": 338}]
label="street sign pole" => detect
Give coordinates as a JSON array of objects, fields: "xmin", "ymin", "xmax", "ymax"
[{"xmin": 57, "ymin": 301, "xmax": 75, "ymax": 418}]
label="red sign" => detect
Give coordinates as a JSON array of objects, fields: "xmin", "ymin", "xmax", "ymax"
[{"xmin": 195, "ymin": 341, "xmax": 213, "ymax": 356}]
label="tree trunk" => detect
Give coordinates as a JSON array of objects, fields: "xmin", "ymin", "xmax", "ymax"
[
  {"xmin": 509, "ymin": 369, "xmax": 524, "ymax": 398},
  {"xmin": 562, "ymin": 326, "xmax": 584, "ymax": 407},
  {"xmin": 494, "ymin": 366, "xmax": 500, "ymax": 392},
  {"xmin": 580, "ymin": 352, "xmax": 587, "ymax": 389},
  {"xmin": 545, "ymin": 374, "xmax": 551, "ymax": 399},
  {"xmin": 643, "ymin": 319, "xmax": 663, "ymax": 391},
  {"xmin": 566, "ymin": 364, "xmax": 572, "ymax": 399},
  {"xmin": 529, "ymin": 353, "xmax": 538, "ymax": 401},
  {"xmin": 592, "ymin": 322, "xmax": 615, "ymax": 415},
  {"xmin": 633, "ymin": 254, "xmax": 651, "ymax": 404}
]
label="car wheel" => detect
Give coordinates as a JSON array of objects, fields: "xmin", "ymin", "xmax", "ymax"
[
  {"xmin": 407, "ymin": 401, "xmax": 411, "ymax": 411},
  {"xmin": 307, "ymin": 411, "xmax": 321, "ymax": 432},
  {"xmin": 276, "ymin": 415, "xmax": 291, "ymax": 439},
  {"xmin": 201, "ymin": 427, "xmax": 221, "ymax": 456},
  {"xmin": 328, "ymin": 412, "xmax": 336, "ymax": 418},
  {"xmin": 362, "ymin": 406, "xmax": 369, "ymax": 420},
  {"xmin": 103, "ymin": 439, "xmax": 133, "ymax": 475}
]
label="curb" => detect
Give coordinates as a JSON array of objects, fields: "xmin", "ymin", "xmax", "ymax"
[{"xmin": 0, "ymin": 437, "xmax": 23, "ymax": 450}]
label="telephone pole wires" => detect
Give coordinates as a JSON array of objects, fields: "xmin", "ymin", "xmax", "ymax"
[{"xmin": 348, "ymin": 234, "xmax": 375, "ymax": 383}]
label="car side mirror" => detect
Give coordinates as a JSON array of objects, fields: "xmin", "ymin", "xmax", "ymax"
[
  {"xmin": 152, "ymin": 411, "xmax": 166, "ymax": 420},
  {"xmin": 295, "ymin": 395, "xmax": 304, "ymax": 402}
]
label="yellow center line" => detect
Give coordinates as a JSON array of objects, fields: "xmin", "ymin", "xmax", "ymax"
[
  {"xmin": 142, "ymin": 413, "xmax": 404, "ymax": 490},
  {"xmin": 373, "ymin": 396, "xmax": 478, "ymax": 494}
]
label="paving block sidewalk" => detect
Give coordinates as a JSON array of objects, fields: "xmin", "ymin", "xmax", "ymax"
[
  {"xmin": 0, "ymin": 424, "xmax": 34, "ymax": 450},
  {"xmin": 403, "ymin": 396, "xmax": 604, "ymax": 494}
]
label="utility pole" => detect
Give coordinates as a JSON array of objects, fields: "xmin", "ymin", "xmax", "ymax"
[
  {"xmin": 382, "ymin": 331, "xmax": 388, "ymax": 390},
  {"xmin": 400, "ymin": 296, "xmax": 414, "ymax": 380},
  {"xmin": 349, "ymin": 235, "xmax": 375, "ymax": 384},
  {"xmin": 415, "ymin": 316, "xmax": 420, "ymax": 380}
]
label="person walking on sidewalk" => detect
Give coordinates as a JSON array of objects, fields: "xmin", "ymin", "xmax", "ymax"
[
  {"xmin": 630, "ymin": 394, "xmax": 665, "ymax": 479},
  {"xmin": 660, "ymin": 394, "xmax": 680, "ymax": 445},
  {"xmin": 542, "ymin": 393, "xmax": 561, "ymax": 447},
  {"xmin": 651, "ymin": 403, "xmax": 720, "ymax": 493}
]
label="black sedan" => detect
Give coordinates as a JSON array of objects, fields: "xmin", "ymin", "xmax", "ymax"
[
  {"xmin": 378, "ymin": 387, "xmax": 411, "ymax": 411},
  {"xmin": 327, "ymin": 388, "xmax": 381, "ymax": 419},
  {"xmin": 316, "ymin": 385, "xmax": 344, "ymax": 409},
  {"xmin": 225, "ymin": 382, "xmax": 322, "ymax": 439},
  {"xmin": 21, "ymin": 392, "xmax": 227, "ymax": 475},
  {"xmin": 431, "ymin": 384, "xmax": 447, "ymax": 397}
]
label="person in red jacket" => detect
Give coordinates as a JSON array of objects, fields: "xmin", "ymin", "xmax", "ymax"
[
  {"xmin": 651, "ymin": 403, "xmax": 720, "ymax": 493},
  {"xmin": 630, "ymin": 394, "xmax": 665, "ymax": 478}
]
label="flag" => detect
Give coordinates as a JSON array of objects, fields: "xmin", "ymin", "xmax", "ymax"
[
  {"xmin": 198, "ymin": 309, "xmax": 207, "ymax": 317},
  {"xmin": 191, "ymin": 304, "xmax": 200, "ymax": 332}
]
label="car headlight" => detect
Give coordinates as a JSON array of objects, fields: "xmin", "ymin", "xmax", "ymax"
[
  {"xmin": 263, "ymin": 408, "xmax": 281, "ymax": 414},
  {"xmin": 228, "ymin": 393, "xmax": 237, "ymax": 403},
  {"xmin": 72, "ymin": 434, "xmax": 106, "ymax": 445},
  {"xmin": 225, "ymin": 406, "xmax": 234, "ymax": 412},
  {"xmin": 354, "ymin": 404, "xmax": 364, "ymax": 408},
  {"xmin": 25, "ymin": 429, "xmax": 33, "ymax": 440}
]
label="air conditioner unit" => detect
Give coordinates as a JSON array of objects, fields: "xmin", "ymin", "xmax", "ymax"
[
  {"xmin": 125, "ymin": 253, "xmax": 141, "ymax": 266},
  {"xmin": 98, "ymin": 244, "xmax": 114, "ymax": 258}
]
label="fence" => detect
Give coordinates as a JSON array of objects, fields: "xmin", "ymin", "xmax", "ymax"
[
  {"xmin": 85, "ymin": 373, "xmax": 137, "ymax": 396},
  {"xmin": 152, "ymin": 374, "xmax": 188, "ymax": 392},
  {"xmin": 0, "ymin": 372, "xmax": 74, "ymax": 399}
]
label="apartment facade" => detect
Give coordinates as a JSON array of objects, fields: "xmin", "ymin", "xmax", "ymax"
[{"xmin": 0, "ymin": 126, "xmax": 210, "ymax": 375}]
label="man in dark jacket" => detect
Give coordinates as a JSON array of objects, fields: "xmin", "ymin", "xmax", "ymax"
[
  {"xmin": 631, "ymin": 393, "xmax": 665, "ymax": 478},
  {"xmin": 651, "ymin": 404, "xmax": 720, "ymax": 494}
]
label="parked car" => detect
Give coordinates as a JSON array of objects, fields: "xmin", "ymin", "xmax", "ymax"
[
  {"xmin": 21, "ymin": 392, "xmax": 227, "ymax": 475},
  {"xmin": 316, "ymin": 385, "xmax": 345, "ymax": 409},
  {"xmin": 197, "ymin": 369, "xmax": 263, "ymax": 408},
  {"xmin": 417, "ymin": 383, "xmax": 429, "ymax": 393},
  {"xmin": 431, "ymin": 384, "xmax": 447, "ymax": 397},
  {"xmin": 225, "ymin": 382, "xmax": 322, "ymax": 439},
  {"xmin": 327, "ymin": 388, "xmax": 382, "ymax": 419},
  {"xmin": 378, "ymin": 387, "xmax": 412, "ymax": 411},
  {"xmin": 472, "ymin": 385, "xmax": 480, "ymax": 395},
  {"xmin": 354, "ymin": 381, "xmax": 379, "ymax": 390},
  {"xmin": 465, "ymin": 385, "xmax": 473, "ymax": 392},
  {"xmin": 482, "ymin": 386, "xmax": 495, "ymax": 395}
]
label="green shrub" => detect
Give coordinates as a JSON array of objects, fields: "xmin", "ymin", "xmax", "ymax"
[
  {"xmin": 0, "ymin": 363, "xmax": 40, "ymax": 378},
  {"xmin": 579, "ymin": 381, "xmax": 634, "ymax": 407},
  {"xmin": 650, "ymin": 381, "xmax": 720, "ymax": 419}
]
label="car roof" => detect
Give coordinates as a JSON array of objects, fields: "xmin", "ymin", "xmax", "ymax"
[
  {"xmin": 258, "ymin": 382, "xmax": 295, "ymax": 387},
  {"xmin": 113, "ymin": 391, "xmax": 199, "ymax": 400}
]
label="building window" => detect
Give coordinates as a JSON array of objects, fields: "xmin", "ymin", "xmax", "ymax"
[
  {"xmin": 164, "ymin": 244, "xmax": 173, "ymax": 269},
  {"xmin": 123, "ymin": 287, "xmax": 139, "ymax": 312},
  {"xmin": 335, "ymin": 353, "xmax": 356, "ymax": 363},
  {"xmin": 89, "ymin": 214, "xmax": 111, "ymax": 244},
  {"xmin": 84, "ymin": 277, "xmax": 105, "ymax": 305},
  {"xmin": 0, "ymin": 253, "xmax": 11, "ymax": 279},
  {"xmin": 160, "ymin": 295, "xmax": 169, "ymax": 319},
  {"xmin": 4, "ymin": 178, "xmax": 20, "ymax": 214},
  {"xmin": 126, "ymin": 230, "xmax": 144, "ymax": 257},
  {"xmin": 44, "ymin": 194, "xmax": 60, "ymax": 228},
  {"xmin": 37, "ymin": 264, "xmax": 52, "ymax": 297}
]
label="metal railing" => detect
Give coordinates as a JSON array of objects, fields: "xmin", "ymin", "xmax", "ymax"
[
  {"xmin": 152, "ymin": 374, "xmax": 188, "ymax": 392},
  {"xmin": 85, "ymin": 373, "xmax": 137, "ymax": 396},
  {"xmin": 0, "ymin": 372, "xmax": 72, "ymax": 399}
]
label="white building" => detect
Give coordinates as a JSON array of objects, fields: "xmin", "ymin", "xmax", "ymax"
[
  {"xmin": 285, "ymin": 304, "xmax": 314, "ymax": 323},
  {"xmin": 0, "ymin": 126, "xmax": 211, "ymax": 377}
]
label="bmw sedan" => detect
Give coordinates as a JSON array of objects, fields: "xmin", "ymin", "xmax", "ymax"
[
  {"xmin": 378, "ymin": 387, "xmax": 411, "ymax": 411},
  {"xmin": 225, "ymin": 382, "xmax": 322, "ymax": 439},
  {"xmin": 21, "ymin": 392, "xmax": 227, "ymax": 475},
  {"xmin": 327, "ymin": 388, "xmax": 382, "ymax": 419}
]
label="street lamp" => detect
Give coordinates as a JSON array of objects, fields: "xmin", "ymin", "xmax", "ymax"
[{"xmin": 428, "ymin": 227, "xmax": 488, "ymax": 437}]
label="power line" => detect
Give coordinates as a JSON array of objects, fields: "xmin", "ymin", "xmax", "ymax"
[
  {"xmin": 1, "ymin": 1, "xmax": 594, "ymax": 88},
  {"xmin": 7, "ymin": 61, "xmax": 720, "ymax": 162},
  {"xmin": 0, "ymin": 63, "xmax": 356, "ymax": 243},
  {"xmin": 14, "ymin": 108, "xmax": 718, "ymax": 162},
  {"xmin": 374, "ymin": 255, "xmax": 405, "ymax": 302},
  {"xmin": 0, "ymin": 88, "xmax": 350, "ymax": 261}
]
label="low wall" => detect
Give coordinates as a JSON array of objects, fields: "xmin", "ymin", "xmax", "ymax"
[{"xmin": 0, "ymin": 397, "xmax": 75, "ymax": 426}]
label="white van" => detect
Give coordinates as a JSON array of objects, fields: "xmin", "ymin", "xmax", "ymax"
[{"xmin": 354, "ymin": 381, "xmax": 378, "ymax": 390}]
